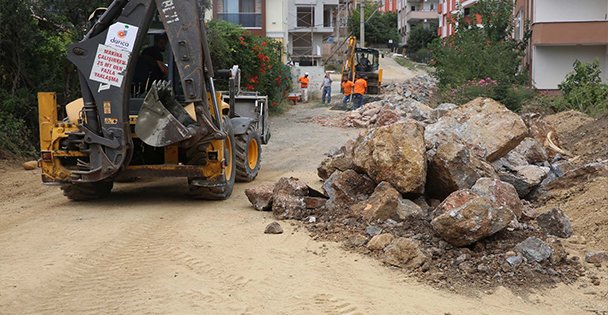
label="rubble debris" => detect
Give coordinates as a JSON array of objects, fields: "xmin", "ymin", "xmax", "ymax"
[
  {"xmin": 430, "ymin": 103, "xmax": 458, "ymax": 121},
  {"xmin": 22, "ymin": 161, "xmax": 37, "ymax": 171},
  {"xmin": 585, "ymin": 252, "xmax": 608, "ymax": 264},
  {"xmin": 425, "ymin": 98, "xmax": 528, "ymax": 162},
  {"xmin": 245, "ymin": 184, "xmax": 274, "ymax": 211},
  {"xmin": 515, "ymin": 237, "xmax": 553, "ymax": 263},
  {"xmin": 383, "ymin": 237, "xmax": 429, "ymax": 269},
  {"xmin": 353, "ymin": 120, "xmax": 427, "ymax": 194},
  {"xmin": 264, "ymin": 222, "xmax": 284, "ymax": 234},
  {"xmin": 536, "ymin": 208, "xmax": 573, "ymax": 238},
  {"xmin": 367, "ymin": 233, "xmax": 394, "ymax": 251}
]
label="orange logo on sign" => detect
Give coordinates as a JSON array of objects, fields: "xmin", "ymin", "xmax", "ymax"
[{"xmin": 117, "ymin": 30, "xmax": 127, "ymax": 38}]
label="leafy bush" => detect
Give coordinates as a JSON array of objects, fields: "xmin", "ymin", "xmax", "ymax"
[
  {"xmin": 558, "ymin": 60, "xmax": 608, "ymax": 116},
  {"xmin": 207, "ymin": 20, "xmax": 292, "ymax": 112}
]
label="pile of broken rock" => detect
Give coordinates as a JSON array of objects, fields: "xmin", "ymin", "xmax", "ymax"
[{"xmin": 247, "ymin": 97, "xmax": 607, "ymax": 289}]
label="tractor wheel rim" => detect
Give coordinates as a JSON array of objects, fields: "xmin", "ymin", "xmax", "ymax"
[{"xmin": 247, "ymin": 138, "xmax": 259, "ymax": 170}]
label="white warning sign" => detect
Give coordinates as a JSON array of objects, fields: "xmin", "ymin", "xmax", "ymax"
[
  {"xmin": 105, "ymin": 22, "xmax": 139, "ymax": 53},
  {"xmin": 89, "ymin": 44, "xmax": 129, "ymax": 88}
]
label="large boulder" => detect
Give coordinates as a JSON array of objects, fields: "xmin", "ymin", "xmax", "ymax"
[
  {"xmin": 353, "ymin": 120, "xmax": 427, "ymax": 194},
  {"xmin": 471, "ymin": 178, "xmax": 524, "ymax": 219},
  {"xmin": 426, "ymin": 141, "xmax": 497, "ymax": 199},
  {"xmin": 272, "ymin": 177, "xmax": 309, "ymax": 220},
  {"xmin": 353, "ymin": 182, "xmax": 424, "ymax": 223},
  {"xmin": 318, "ymin": 140, "xmax": 356, "ymax": 180},
  {"xmin": 383, "ymin": 237, "xmax": 429, "ymax": 269},
  {"xmin": 425, "ymin": 98, "xmax": 528, "ymax": 162},
  {"xmin": 323, "ymin": 170, "xmax": 376, "ymax": 210},
  {"xmin": 431, "ymin": 179, "xmax": 519, "ymax": 247}
]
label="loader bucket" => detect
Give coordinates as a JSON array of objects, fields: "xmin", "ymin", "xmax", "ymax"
[{"xmin": 135, "ymin": 84, "xmax": 193, "ymax": 147}]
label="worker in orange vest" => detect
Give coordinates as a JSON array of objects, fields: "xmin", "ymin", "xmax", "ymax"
[
  {"xmin": 341, "ymin": 78, "xmax": 355, "ymax": 109},
  {"xmin": 298, "ymin": 72, "xmax": 310, "ymax": 103},
  {"xmin": 353, "ymin": 74, "xmax": 367, "ymax": 109}
]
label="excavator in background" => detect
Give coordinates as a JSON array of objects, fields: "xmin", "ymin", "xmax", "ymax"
[
  {"xmin": 341, "ymin": 36, "xmax": 383, "ymax": 95},
  {"xmin": 37, "ymin": 0, "xmax": 264, "ymax": 201}
]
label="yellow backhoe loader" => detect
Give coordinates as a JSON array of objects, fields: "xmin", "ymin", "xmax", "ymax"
[
  {"xmin": 38, "ymin": 0, "xmax": 263, "ymax": 201},
  {"xmin": 341, "ymin": 36, "xmax": 383, "ymax": 94}
]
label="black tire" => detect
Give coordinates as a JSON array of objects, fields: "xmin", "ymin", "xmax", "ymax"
[
  {"xmin": 188, "ymin": 117, "xmax": 236, "ymax": 200},
  {"xmin": 263, "ymin": 127, "xmax": 271, "ymax": 144},
  {"xmin": 61, "ymin": 181, "xmax": 114, "ymax": 201},
  {"xmin": 235, "ymin": 124, "xmax": 262, "ymax": 182}
]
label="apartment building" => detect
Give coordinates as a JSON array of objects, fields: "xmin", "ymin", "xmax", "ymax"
[
  {"xmin": 379, "ymin": 0, "xmax": 398, "ymax": 13},
  {"xmin": 437, "ymin": 0, "xmax": 478, "ymax": 38},
  {"xmin": 516, "ymin": 0, "xmax": 608, "ymax": 90},
  {"xmin": 397, "ymin": 0, "xmax": 440, "ymax": 45},
  {"xmin": 212, "ymin": 0, "xmax": 288, "ymax": 55},
  {"xmin": 288, "ymin": 0, "xmax": 339, "ymax": 65}
]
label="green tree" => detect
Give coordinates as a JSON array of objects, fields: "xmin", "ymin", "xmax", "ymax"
[
  {"xmin": 206, "ymin": 20, "xmax": 292, "ymax": 110},
  {"xmin": 431, "ymin": 0, "xmax": 531, "ymax": 110},
  {"xmin": 349, "ymin": 3, "xmax": 400, "ymax": 46},
  {"xmin": 407, "ymin": 24, "xmax": 438, "ymax": 63}
]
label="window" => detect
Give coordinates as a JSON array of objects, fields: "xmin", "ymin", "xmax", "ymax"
[
  {"xmin": 218, "ymin": 0, "xmax": 261, "ymax": 28},
  {"xmin": 297, "ymin": 7, "xmax": 314, "ymax": 28},
  {"xmin": 411, "ymin": 5, "xmax": 416, "ymax": 11},
  {"xmin": 323, "ymin": 5, "xmax": 336, "ymax": 28}
]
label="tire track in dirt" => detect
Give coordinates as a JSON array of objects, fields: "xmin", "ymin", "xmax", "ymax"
[{"xmin": 1, "ymin": 212, "xmax": 176, "ymax": 314}]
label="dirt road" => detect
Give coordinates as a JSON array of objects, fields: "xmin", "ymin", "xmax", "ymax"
[{"xmin": 0, "ymin": 104, "xmax": 605, "ymax": 314}]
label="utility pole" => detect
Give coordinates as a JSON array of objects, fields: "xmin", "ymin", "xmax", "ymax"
[{"xmin": 360, "ymin": 0, "xmax": 365, "ymax": 47}]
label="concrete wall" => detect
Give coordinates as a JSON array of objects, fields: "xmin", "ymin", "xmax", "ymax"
[
  {"xmin": 532, "ymin": 45, "xmax": 608, "ymax": 89},
  {"xmin": 535, "ymin": 0, "xmax": 608, "ymax": 23}
]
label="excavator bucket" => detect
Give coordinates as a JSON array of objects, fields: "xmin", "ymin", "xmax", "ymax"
[{"xmin": 135, "ymin": 83, "xmax": 193, "ymax": 147}]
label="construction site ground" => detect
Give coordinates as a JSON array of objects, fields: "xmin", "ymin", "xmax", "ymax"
[{"xmin": 1, "ymin": 58, "xmax": 607, "ymax": 314}]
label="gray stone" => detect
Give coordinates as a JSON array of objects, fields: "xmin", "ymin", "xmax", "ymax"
[
  {"xmin": 536, "ymin": 208, "xmax": 573, "ymax": 238},
  {"xmin": 264, "ymin": 222, "xmax": 284, "ymax": 234},
  {"xmin": 515, "ymin": 237, "xmax": 553, "ymax": 263},
  {"xmin": 366, "ymin": 225, "xmax": 383, "ymax": 236},
  {"xmin": 506, "ymin": 255, "xmax": 524, "ymax": 267},
  {"xmin": 499, "ymin": 165, "xmax": 549, "ymax": 198}
]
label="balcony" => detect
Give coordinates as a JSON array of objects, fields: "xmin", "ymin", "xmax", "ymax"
[
  {"xmin": 532, "ymin": 21, "xmax": 608, "ymax": 46},
  {"xmin": 406, "ymin": 10, "xmax": 439, "ymax": 22},
  {"xmin": 216, "ymin": 12, "xmax": 262, "ymax": 28}
]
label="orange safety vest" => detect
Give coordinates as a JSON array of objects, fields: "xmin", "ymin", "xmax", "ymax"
[
  {"xmin": 299, "ymin": 76, "xmax": 309, "ymax": 88},
  {"xmin": 354, "ymin": 78, "xmax": 367, "ymax": 95},
  {"xmin": 342, "ymin": 81, "xmax": 355, "ymax": 96}
]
